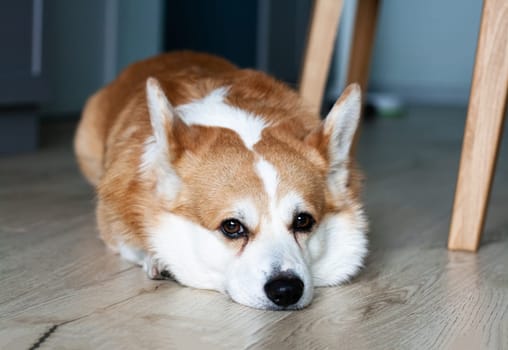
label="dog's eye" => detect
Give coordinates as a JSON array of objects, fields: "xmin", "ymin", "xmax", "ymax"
[
  {"xmin": 220, "ymin": 219, "xmax": 248, "ymax": 239},
  {"xmin": 291, "ymin": 212, "xmax": 315, "ymax": 233}
]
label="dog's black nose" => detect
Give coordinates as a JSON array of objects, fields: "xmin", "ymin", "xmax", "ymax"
[{"xmin": 264, "ymin": 275, "xmax": 304, "ymax": 307}]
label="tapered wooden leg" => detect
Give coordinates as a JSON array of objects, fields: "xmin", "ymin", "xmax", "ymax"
[
  {"xmin": 448, "ymin": 0, "xmax": 508, "ymax": 251},
  {"xmin": 345, "ymin": 0, "xmax": 380, "ymax": 91},
  {"xmin": 299, "ymin": 0, "xmax": 344, "ymax": 114},
  {"xmin": 347, "ymin": 0, "xmax": 380, "ymax": 155}
]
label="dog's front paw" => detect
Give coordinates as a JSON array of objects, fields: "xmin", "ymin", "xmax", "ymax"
[{"xmin": 143, "ymin": 256, "xmax": 173, "ymax": 280}]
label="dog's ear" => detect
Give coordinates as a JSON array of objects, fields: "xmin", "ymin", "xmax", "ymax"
[
  {"xmin": 322, "ymin": 83, "xmax": 361, "ymax": 166},
  {"xmin": 305, "ymin": 84, "xmax": 361, "ymax": 191},
  {"xmin": 146, "ymin": 77, "xmax": 192, "ymax": 161},
  {"xmin": 144, "ymin": 77, "xmax": 190, "ymax": 197},
  {"xmin": 146, "ymin": 77, "xmax": 175, "ymax": 146}
]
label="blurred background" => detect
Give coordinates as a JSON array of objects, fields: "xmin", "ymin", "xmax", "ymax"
[{"xmin": 0, "ymin": 0, "xmax": 482, "ymax": 154}]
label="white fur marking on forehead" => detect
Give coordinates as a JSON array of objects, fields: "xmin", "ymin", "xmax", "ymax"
[
  {"xmin": 231, "ymin": 199, "xmax": 259, "ymax": 230},
  {"xmin": 255, "ymin": 159, "xmax": 279, "ymax": 201},
  {"xmin": 176, "ymin": 87, "xmax": 267, "ymax": 149},
  {"xmin": 277, "ymin": 192, "xmax": 307, "ymax": 223}
]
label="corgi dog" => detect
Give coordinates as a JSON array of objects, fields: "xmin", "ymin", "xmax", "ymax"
[{"xmin": 75, "ymin": 52, "xmax": 367, "ymax": 310}]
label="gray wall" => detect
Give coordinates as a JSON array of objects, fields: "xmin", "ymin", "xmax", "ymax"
[
  {"xmin": 329, "ymin": 0, "xmax": 483, "ymax": 106},
  {"xmin": 42, "ymin": 0, "xmax": 106, "ymax": 114},
  {"xmin": 41, "ymin": 0, "xmax": 163, "ymax": 115},
  {"xmin": 117, "ymin": 0, "xmax": 164, "ymax": 73},
  {"xmin": 42, "ymin": 0, "xmax": 484, "ymax": 114},
  {"xmin": 369, "ymin": 0, "xmax": 483, "ymax": 105}
]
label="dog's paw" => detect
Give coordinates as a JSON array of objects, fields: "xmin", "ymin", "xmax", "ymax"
[{"xmin": 143, "ymin": 256, "xmax": 173, "ymax": 280}]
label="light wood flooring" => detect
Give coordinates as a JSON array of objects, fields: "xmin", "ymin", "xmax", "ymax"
[{"xmin": 1, "ymin": 107, "xmax": 507, "ymax": 349}]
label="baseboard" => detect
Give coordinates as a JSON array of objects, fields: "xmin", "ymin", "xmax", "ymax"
[{"xmin": 326, "ymin": 83, "xmax": 470, "ymax": 107}]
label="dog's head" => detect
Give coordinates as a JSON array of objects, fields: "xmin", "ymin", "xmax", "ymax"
[{"xmin": 141, "ymin": 78, "xmax": 367, "ymax": 310}]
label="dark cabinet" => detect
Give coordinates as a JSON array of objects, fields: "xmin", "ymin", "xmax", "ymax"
[{"xmin": 0, "ymin": 0, "xmax": 47, "ymax": 153}]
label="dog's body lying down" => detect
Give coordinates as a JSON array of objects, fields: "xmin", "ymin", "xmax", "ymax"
[{"xmin": 75, "ymin": 51, "xmax": 367, "ymax": 310}]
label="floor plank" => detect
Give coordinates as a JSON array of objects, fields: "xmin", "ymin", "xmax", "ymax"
[{"xmin": 0, "ymin": 108, "xmax": 507, "ymax": 349}]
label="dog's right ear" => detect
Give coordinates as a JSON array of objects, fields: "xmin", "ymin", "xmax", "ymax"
[
  {"xmin": 146, "ymin": 77, "xmax": 191, "ymax": 162},
  {"xmin": 146, "ymin": 77, "xmax": 176, "ymax": 149},
  {"xmin": 143, "ymin": 78, "xmax": 188, "ymax": 197}
]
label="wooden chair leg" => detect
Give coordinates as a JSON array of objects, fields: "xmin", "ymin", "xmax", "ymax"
[
  {"xmin": 345, "ymin": 0, "xmax": 380, "ymax": 91},
  {"xmin": 448, "ymin": 0, "xmax": 508, "ymax": 251},
  {"xmin": 299, "ymin": 0, "xmax": 344, "ymax": 114},
  {"xmin": 346, "ymin": 0, "xmax": 380, "ymax": 155}
]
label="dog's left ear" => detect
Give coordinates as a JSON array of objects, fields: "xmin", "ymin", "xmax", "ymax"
[{"xmin": 305, "ymin": 84, "xmax": 361, "ymax": 191}]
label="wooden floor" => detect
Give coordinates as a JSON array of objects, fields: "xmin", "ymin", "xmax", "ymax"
[{"xmin": 1, "ymin": 107, "xmax": 507, "ymax": 349}]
